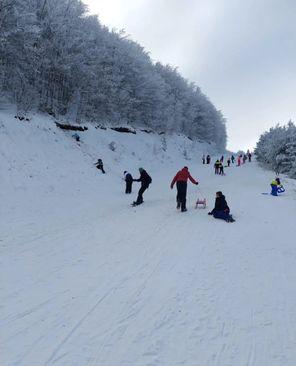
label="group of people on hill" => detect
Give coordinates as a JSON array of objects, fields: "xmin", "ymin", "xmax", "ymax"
[
  {"xmin": 236, "ymin": 151, "xmax": 252, "ymax": 166},
  {"xmin": 94, "ymin": 148, "xmax": 286, "ymax": 223},
  {"xmin": 207, "ymin": 151, "xmax": 253, "ymax": 175},
  {"xmin": 94, "ymin": 158, "xmax": 234, "ymax": 222},
  {"xmin": 214, "ymin": 159, "xmax": 225, "ymax": 175},
  {"xmin": 202, "ymin": 154, "xmax": 211, "ymax": 165},
  {"xmin": 123, "ymin": 169, "xmax": 152, "ymax": 206},
  {"xmin": 96, "ymin": 162, "xmax": 152, "ymax": 206},
  {"xmin": 170, "ymin": 166, "xmax": 234, "ymax": 221}
]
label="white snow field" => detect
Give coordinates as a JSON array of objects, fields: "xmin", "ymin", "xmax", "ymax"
[{"xmin": 1, "ymin": 109, "xmax": 296, "ymax": 366}]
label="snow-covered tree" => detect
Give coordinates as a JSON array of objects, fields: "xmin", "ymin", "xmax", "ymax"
[
  {"xmin": 255, "ymin": 121, "xmax": 296, "ymax": 178},
  {"xmin": 0, "ymin": 0, "xmax": 227, "ymax": 149}
]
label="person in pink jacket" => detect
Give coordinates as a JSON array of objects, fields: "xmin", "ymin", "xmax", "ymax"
[{"xmin": 237, "ymin": 156, "xmax": 241, "ymax": 166}]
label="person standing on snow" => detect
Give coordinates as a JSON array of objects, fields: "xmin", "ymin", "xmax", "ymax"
[
  {"xmin": 170, "ymin": 166, "xmax": 198, "ymax": 212},
  {"xmin": 214, "ymin": 160, "xmax": 220, "ymax": 174},
  {"xmin": 227, "ymin": 157, "xmax": 231, "ymax": 167},
  {"xmin": 132, "ymin": 168, "xmax": 152, "ymax": 206},
  {"xmin": 202, "ymin": 155, "xmax": 206, "ymax": 164},
  {"xmin": 206, "ymin": 154, "xmax": 211, "ymax": 164},
  {"xmin": 219, "ymin": 161, "xmax": 225, "ymax": 175},
  {"xmin": 231, "ymin": 155, "xmax": 235, "ymax": 164},
  {"xmin": 237, "ymin": 156, "xmax": 241, "ymax": 167},
  {"xmin": 123, "ymin": 171, "xmax": 133, "ymax": 194}
]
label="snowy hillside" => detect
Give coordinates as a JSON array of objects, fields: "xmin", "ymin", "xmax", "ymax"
[{"xmin": 1, "ymin": 108, "xmax": 296, "ymax": 366}]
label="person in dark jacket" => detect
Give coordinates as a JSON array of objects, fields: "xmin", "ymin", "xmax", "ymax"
[
  {"xmin": 214, "ymin": 160, "xmax": 220, "ymax": 175},
  {"xmin": 95, "ymin": 159, "xmax": 105, "ymax": 174},
  {"xmin": 227, "ymin": 158, "xmax": 231, "ymax": 167},
  {"xmin": 124, "ymin": 171, "xmax": 133, "ymax": 194},
  {"xmin": 72, "ymin": 133, "xmax": 80, "ymax": 142},
  {"xmin": 132, "ymin": 168, "xmax": 152, "ymax": 205},
  {"xmin": 219, "ymin": 161, "xmax": 225, "ymax": 175},
  {"xmin": 208, "ymin": 191, "xmax": 235, "ymax": 222},
  {"xmin": 206, "ymin": 155, "xmax": 211, "ymax": 164},
  {"xmin": 231, "ymin": 155, "xmax": 235, "ymax": 164},
  {"xmin": 170, "ymin": 166, "xmax": 198, "ymax": 212}
]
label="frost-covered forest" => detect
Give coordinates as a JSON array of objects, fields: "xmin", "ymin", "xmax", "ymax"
[
  {"xmin": 255, "ymin": 121, "xmax": 296, "ymax": 178},
  {"xmin": 0, "ymin": 0, "xmax": 227, "ymax": 149}
]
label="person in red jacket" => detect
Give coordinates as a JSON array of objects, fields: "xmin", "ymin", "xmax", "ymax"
[{"xmin": 170, "ymin": 167, "xmax": 198, "ymax": 212}]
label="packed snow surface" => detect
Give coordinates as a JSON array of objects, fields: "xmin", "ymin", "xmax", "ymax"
[{"xmin": 1, "ymin": 109, "xmax": 296, "ymax": 366}]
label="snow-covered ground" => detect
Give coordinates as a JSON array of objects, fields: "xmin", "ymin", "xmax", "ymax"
[{"xmin": 1, "ymin": 109, "xmax": 296, "ymax": 366}]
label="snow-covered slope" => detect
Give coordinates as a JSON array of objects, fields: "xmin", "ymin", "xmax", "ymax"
[{"xmin": 1, "ymin": 109, "xmax": 296, "ymax": 366}]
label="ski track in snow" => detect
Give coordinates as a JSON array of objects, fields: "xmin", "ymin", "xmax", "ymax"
[{"xmin": 1, "ymin": 111, "xmax": 296, "ymax": 366}]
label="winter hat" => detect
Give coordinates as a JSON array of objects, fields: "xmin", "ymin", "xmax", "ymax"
[
  {"xmin": 139, "ymin": 167, "xmax": 144, "ymax": 172},
  {"xmin": 124, "ymin": 171, "xmax": 127, "ymax": 174}
]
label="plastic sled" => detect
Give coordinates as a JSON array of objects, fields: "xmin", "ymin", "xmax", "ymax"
[{"xmin": 195, "ymin": 198, "xmax": 207, "ymax": 209}]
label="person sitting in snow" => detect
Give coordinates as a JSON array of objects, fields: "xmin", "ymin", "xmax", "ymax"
[
  {"xmin": 275, "ymin": 177, "xmax": 285, "ymax": 193},
  {"xmin": 95, "ymin": 158, "xmax": 105, "ymax": 174},
  {"xmin": 132, "ymin": 168, "xmax": 152, "ymax": 206},
  {"xmin": 208, "ymin": 191, "xmax": 235, "ymax": 223},
  {"xmin": 123, "ymin": 171, "xmax": 133, "ymax": 194},
  {"xmin": 270, "ymin": 178, "xmax": 285, "ymax": 196},
  {"xmin": 170, "ymin": 166, "xmax": 198, "ymax": 212}
]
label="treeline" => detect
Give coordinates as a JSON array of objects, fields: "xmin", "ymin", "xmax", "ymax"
[
  {"xmin": 0, "ymin": 0, "xmax": 227, "ymax": 149},
  {"xmin": 255, "ymin": 121, "xmax": 296, "ymax": 178}
]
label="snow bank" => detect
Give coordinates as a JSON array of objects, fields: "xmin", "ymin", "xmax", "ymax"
[{"xmin": 1, "ymin": 107, "xmax": 296, "ymax": 366}]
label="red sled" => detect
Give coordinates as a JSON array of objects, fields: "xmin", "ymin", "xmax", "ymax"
[{"xmin": 195, "ymin": 198, "xmax": 206, "ymax": 209}]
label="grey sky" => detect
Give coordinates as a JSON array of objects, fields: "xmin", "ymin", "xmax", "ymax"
[{"xmin": 85, "ymin": 0, "xmax": 296, "ymax": 151}]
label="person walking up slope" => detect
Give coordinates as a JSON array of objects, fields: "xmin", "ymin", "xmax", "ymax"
[
  {"xmin": 170, "ymin": 167, "xmax": 198, "ymax": 212},
  {"xmin": 95, "ymin": 158, "xmax": 105, "ymax": 174}
]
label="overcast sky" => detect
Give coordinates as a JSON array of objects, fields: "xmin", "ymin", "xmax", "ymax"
[{"xmin": 85, "ymin": 0, "xmax": 296, "ymax": 151}]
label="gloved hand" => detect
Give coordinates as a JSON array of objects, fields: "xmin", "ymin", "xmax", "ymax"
[
  {"xmin": 208, "ymin": 212, "xmax": 213, "ymax": 215},
  {"xmin": 170, "ymin": 185, "xmax": 173, "ymax": 190},
  {"xmin": 195, "ymin": 182, "xmax": 199, "ymax": 185}
]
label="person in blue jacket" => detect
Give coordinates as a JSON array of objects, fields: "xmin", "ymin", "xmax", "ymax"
[
  {"xmin": 208, "ymin": 191, "xmax": 235, "ymax": 222},
  {"xmin": 271, "ymin": 178, "xmax": 285, "ymax": 196}
]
